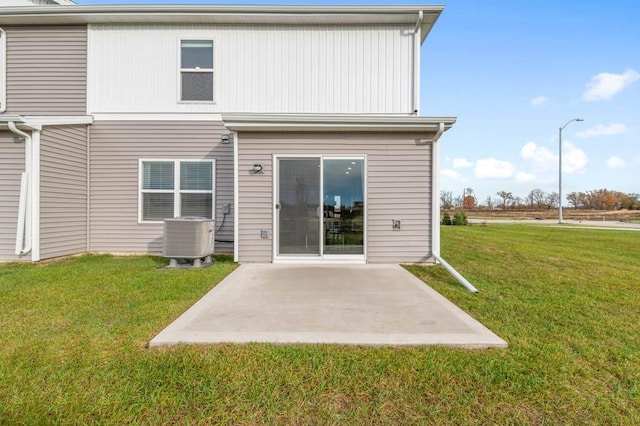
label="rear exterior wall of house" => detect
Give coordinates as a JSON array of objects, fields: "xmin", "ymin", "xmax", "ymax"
[
  {"xmin": 237, "ymin": 132, "xmax": 433, "ymax": 263},
  {"xmin": 0, "ymin": 25, "xmax": 88, "ymax": 261},
  {"xmin": 88, "ymin": 120, "xmax": 234, "ymax": 254}
]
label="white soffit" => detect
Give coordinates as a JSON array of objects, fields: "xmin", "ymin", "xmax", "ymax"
[
  {"xmin": 0, "ymin": 5, "xmax": 443, "ymax": 42},
  {"xmin": 222, "ymin": 114, "xmax": 456, "ymax": 133}
]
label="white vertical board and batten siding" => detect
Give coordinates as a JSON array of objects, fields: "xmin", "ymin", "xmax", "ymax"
[
  {"xmin": 88, "ymin": 24, "xmax": 413, "ymax": 114},
  {"xmin": 89, "ymin": 121, "xmax": 233, "ymax": 254},
  {"xmin": 238, "ymin": 132, "xmax": 432, "ymax": 263},
  {"xmin": 39, "ymin": 126, "xmax": 88, "ymax": 259},
  {"xmin": 4, "ymin": 26, "xmax": 86, "ymax": 116},
  {"xmin": 0, "ymin": 132, "xmax": 25, "ymax": 261}
]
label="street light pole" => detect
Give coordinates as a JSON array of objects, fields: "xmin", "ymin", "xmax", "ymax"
[{"xmin": 559, "ymin": 118, "xmax": 584, "ymax": 223}]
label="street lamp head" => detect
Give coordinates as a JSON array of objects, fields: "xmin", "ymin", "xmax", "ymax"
[{"xmin": 561, "ymin": 118, "xmax": 585, "ymax": 130}]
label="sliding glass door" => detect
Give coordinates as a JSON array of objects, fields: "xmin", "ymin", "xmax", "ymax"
[{"xmin": 276, "ymin": 156, "xmax": 365, "ymax": 260}]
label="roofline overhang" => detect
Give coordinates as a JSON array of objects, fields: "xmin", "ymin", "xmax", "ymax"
[
  {"xmin": 222, "ymin": 113, "xmax": 456, "ymax": 133},
  {"xmin": 0, "ymin": 5, "xmax": 444, "ymax": 43},
  {"xmin": 0, "ymin": 115, "xmax": 41, "ymax": 131},
  {"xmin": 0, "ymin": 114, "xmax": 93, "ymax": 130}
]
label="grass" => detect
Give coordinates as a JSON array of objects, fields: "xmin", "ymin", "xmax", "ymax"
[{"xmin": 1, "ymin": 226, "xmax": 639, "ymax": 424}]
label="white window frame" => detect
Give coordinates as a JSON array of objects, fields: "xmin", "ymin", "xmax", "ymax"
[
  {"xmin": 138, "ymin": 159, "xmax": 216, "ymax": 224},
  {"xmin": 178, "ymin": 38, "xmax": 215, "ymax": 103},
  {"xmin": 0, "ymin": 28, "xmax": 6, "ymax": 113}
]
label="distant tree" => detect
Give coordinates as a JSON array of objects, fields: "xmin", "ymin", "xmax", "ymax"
[
  {"xmin": 528, "ymin": 188, "xmax": 546, "ymax": 209},
  {"xmin": 620, "ymin": 193, "xmax": 640, "ymax": 210},
  {"xmin": 566, "ymin": 191, "xmax": 582, "ymax": 209},
  {"xmin": 544, "ymin": 192, "xmax": 560, "ymax": 210},
  {"xmin": 463, "ymin": 195, "xmax": 476, "ymax": 210},
  {"xmin": 440, "ymin": 190, "xmax": 454, "ymax": 210},
  {"xmin": 484, "ymin": 195, "xmax": 493, "ymax": 210},
  {"xmin": 512, "ymin": 196, "xmax": 525, "ymax": 210},
  {"xmin": 454, "ymin": 195, "xmax": 463, "ymax": 209},
  {"xmin": 496, "ymin": 191, "xmax": 513, "ymax": 210}
]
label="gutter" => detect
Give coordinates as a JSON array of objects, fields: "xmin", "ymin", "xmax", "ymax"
[
  {"xmin": 222, "ymin": 113, "xmax": 456, "ymax": 132},
  {"xmin": 7, "ymin": 121, "xmax": 32, "ymax": 257},
  {"xmin": 0, "ymin": 5, "xmax": 444, "ymax": 27}
]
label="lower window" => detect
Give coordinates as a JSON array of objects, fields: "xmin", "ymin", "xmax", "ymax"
[{"xmin": 139, "ymin": 159, "xmax": 214, "ymax": 222}]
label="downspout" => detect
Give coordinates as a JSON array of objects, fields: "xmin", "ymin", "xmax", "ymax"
[
  {"xmin": 0, "ymin": 28, "xmax": 6, "ymax": 114},
  {"xmin": 8, "ymin": 121, "xmax": 32, "ymax": 257},
  {"xmin": 430, "ymin": 122, "xmax": 478, "ymax": 293},
  {"xmin": 411, "ymin": 11, "xmax": 423, "ymax": 115}
]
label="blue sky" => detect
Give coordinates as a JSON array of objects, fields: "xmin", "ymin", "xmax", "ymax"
[{"xmin": 75, "ymin": 0, "xmax": 640, "ymax": 203}]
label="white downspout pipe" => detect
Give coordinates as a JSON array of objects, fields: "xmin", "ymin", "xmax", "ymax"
[
  {"xmin": 434, "ymin": 255, "xmax": 479, "ymax": 293},
  {"xmin": 0, "ymin": 29, "xmax": 6, "ymax": 114},
  {"xmin": 430, "ymin": 122, "xmax": 478, "ymax": 293},
  {"xmin": 8, "ymin": 121, "xmax": 32, "ymax": 257},
  {"xmin": 411, "ymin": 11, "xmax": 423, "ymax": 115},
  {"xmin": 431, "ymin": 122, "xmax": 444, "ymax": 259}
]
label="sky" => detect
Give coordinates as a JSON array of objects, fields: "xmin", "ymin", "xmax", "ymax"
[{"xmin": 74, "ymin": 0, "xmax": 640, "ymax": 204}]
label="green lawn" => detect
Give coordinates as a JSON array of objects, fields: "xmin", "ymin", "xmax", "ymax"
[{"xmin": 1, "ymin": 226, "xmax": 639, "ymax": 424}]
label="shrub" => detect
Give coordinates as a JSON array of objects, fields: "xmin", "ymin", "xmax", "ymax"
[
  {"xmin": 441, "ymin": 212, "xmax": 452, "ymax": 225},
  {"xmin": 452, "ymin": 209, "xmax": 468, "ymax": 226}
]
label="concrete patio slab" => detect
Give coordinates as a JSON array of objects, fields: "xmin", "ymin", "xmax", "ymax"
[{"xmin": 149, "ymin": 264, "xmax": 507, "ymax": 348}]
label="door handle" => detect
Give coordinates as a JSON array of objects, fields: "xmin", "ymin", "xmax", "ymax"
[{"xmin": 275, "ymin": 203, "xmax": 281, "ymax": 210}]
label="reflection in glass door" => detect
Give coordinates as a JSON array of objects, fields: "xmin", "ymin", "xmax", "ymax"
[
  {"xmin": 277, "ymin": 158, "xmax": 321, "ymax": 256},
  {"xmin": 323, "ymin": 159, "xmax": 364, "ymax": 255}
]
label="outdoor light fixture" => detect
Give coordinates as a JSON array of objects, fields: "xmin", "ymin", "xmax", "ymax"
[
  {"xmin": 559, "ymin": 118, "xmax": 584, "ymax": 224},
  {"xmin": 253, "ymin": 164, "xmax": 263, "ymax": 173},
  {"xmin": 221, "ymin": 133, "xmax": 233, "ymax": 144}
]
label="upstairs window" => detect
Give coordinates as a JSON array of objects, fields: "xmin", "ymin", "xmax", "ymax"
[
  {"xmin": 180, "ymin": 40, "xmax": 214, "ymax": 102},
  {"xmin": 140, "ymin": 160, "xmax": 214, "ymax": 222}
]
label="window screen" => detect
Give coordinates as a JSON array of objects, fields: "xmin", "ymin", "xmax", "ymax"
[{"xmin": 180, "ymin": 40, "xmax": 214, "ymax": 101}]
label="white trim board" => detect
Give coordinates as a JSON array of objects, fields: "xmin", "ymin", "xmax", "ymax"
[{"xmin": 92, "ymin": 113, "xmax": 223, "ymax": 121}]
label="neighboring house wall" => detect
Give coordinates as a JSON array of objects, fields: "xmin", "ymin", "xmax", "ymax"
[
  {"xmin": 88, "ymin": 24, "xmax": 414, "ymax": 114},
  {"xmin": 4, "ymin": 26, "xmax": 86, "ymax": 116},
  {"xmin": 237, "ymin": 132, "xmax": 433, "ymax": 263},
  {"xmin": 89, "ymin": 120, "xmax": 233, "ymax": 254},
  {"xmin": 39, "ymin": 125, "xmax": 87, "ymax": 260},
  {"xmin": 0, "ymin": 131, "xmax": 25, "ymax": 261}
]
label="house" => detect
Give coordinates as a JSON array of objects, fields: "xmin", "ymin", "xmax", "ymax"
[{"xmin": 0, "ymin": 1, "xmax": 455, "ymax": 264}]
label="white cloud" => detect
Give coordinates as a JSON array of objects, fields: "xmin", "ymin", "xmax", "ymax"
[
  {"xmin": 520, "ymin": 142, "xmax": 556, "ymax": 171},
  {"xmin": 576, "ymin": 123, "xmax": 628, "ymax": 138},
  {"xmin": 562, "ymin": 142, "xmax": 588, "ymax": 174},
  {"xmin": 452, "ymin": 157, "xmax": 473, "ymax": 168},
  {"xmin": 530, "ymin": 96, "xmax": 549, "ymax": 107},
  {"xmin": 516, "ymin": 172, "xmax": 536, "ymax": 183},
  {"xmin": 582, "ymin": 69, "xmax": 640, "ymax": 102},
  {"xmin": 475, "ymin": 158, "xmax": 516, "ymax": 179},
  {"xmin": 441, "ymin": 168, "xmax": 466, "ymax": 181},
  {"xmin": 606, "ymin": 156, "xmax": 626, "ymax": 169}
]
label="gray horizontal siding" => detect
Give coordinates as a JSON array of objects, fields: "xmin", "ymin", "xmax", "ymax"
[
  {"xmin": 237, "ymin": 132, "xmax": 433, "ymax": 263},
  {"xmin": 89, "ymin": 121, "xmax": 233, "ymax": 254},
  {"xmin": 4, "ymin": 26, "xmax": 87, "ymax": 116},
  {"xmin": 39, "ymin": 125, "xmax": 88, "ymax": 260},
  {"xmin": 0, "ymin": 132, "xmax": 26, "ymax": 261}
]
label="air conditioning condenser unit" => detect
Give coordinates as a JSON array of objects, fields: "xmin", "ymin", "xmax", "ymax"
[{"xmin": 163, "ymin": 217, "xmax": 214, "ymax": 267}]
